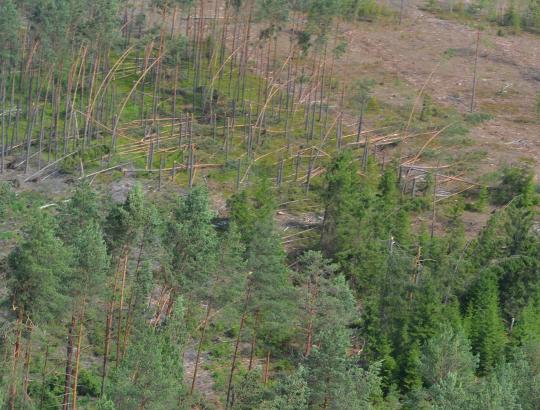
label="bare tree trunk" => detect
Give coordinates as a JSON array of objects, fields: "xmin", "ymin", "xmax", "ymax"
[
  {"xmin": 470, "ymin": 30, "xmax": 480, "ymax": 113},
  {"xmin": 100, "ymin": 255, "xmax": 123, "ymax": 397},
  {"xmin": 190, "ymin": 303, "xmax": 211, "ymax": 395},
  {"xmin": 116, "ymin": 255, "xmax": 129, "ymax": 366},
  {"xmin": 62, "ymin": 315, "xmax": 77, "ymax": 410},
  {"xmin": 39, "ymin": 345, "xmax": 49, "ymax": 410},
  {"xmin": 263, "ymin": 351, "xmax": 271, "ymax": 385},
  {"xmin": 21, "ymin": 322, "xmax": 33, "ymax": 409},
  {"xmin": 72, "ymin": 297, "xmax": 87, "ymax": 410},
  {"xmin": 9, "ymin": 309, "xmax": 23, "ymax": 410},
  {"xmin": 225, "ymin": 281, "xmax": 251, "ymax": 410}
]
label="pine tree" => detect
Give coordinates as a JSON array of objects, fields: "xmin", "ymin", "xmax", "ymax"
[
  {"xmin": 230, "ymin": 179, "xmax": 295, "ymax": 366},
  {"xmin": 165, "ymin": 185, "xmax": 218, "ymax": 298},
  {"xmin": 306, "ymin": 327, "xmax": 350, "ymax": 409},
  {"xmin": 6, "ymin": 212, "xmax": 72, "ymax": 408},
  {"xmin": 306, "ymin": 326, "xmax": 385, "ymax": 409},
  {"xmin": 59, "ymin": 183, "xmax": 102, "ymax": 239},
  {"xmin": 233, "ymin": 370, "xmax": 266, "ymax": 410},
  {"xmin": 190, "ymin": 223, "xmax": 247, "ymax": 396},
  {"xmin": 421, "ymin": 324, "xmax": 478, "ymax": 386},
  {"xmin": 7, "ymin": 212, "xmax": 72, "ymax": 322},
  {"xmin": 402, "ymin": 341, "xmax": 423, "ymax": 392},
  {"xmin": 0, "ymin": 0, "xmax": 19, "ymax": 64},
  {"xmin": 245, "ymin": 204, "xmax": 295, "ymax": 361},
  {"xmin": 320, "ymin": 150, "xmax": 361, "ymax": 257},
  {"xmin": 296, "ymin": 251, "xmax": 355, "ymax": 356},
  {"xmin": 260, "ymin": 366, "xmax": 309, "ymax": 410},
  {"xmin": 427, "ymin": 373, "xmax": 474, "ymax": 410},
  {"xmin": 513, "ymin": 287, "xmax": 540, "ymax": 346},
  {"xmin": 105, "ymin": 183, "xmax": 149, "ymax": 256},
  {"xmin": 465, "ymin": 273, "xmax": 507, "ymax": 374},
  {"xmin": 109, "ymin": 300, "xmax": 187, "ymax": 409},
  {"xmin": 63, "ymin": 220, "xmax": 109, "ymax": 409}
]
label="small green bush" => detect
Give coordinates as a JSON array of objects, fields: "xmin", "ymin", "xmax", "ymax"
[
  {"xmin": 0, "ymin": 182, "xmax": 15, "ymax": 218},
  {"xmin": 77, "ymin": 368, "xmax": 101, "ymax": 397},
  {"xmin": 492, "ymin": 166, "xmax": 537, "ymax": 206}
]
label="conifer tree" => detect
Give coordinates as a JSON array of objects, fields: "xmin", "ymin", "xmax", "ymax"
[
  {"xmin": 6, "ymin": 212, "xmax": 72, "ymax": 408},
  {"xmin": 245, "ymin": 200, "xmax": 295, "ymax": 366},
  {"xmin": 513, "ymin": 286, "xmax": 540, "ymax": 346},
  {"xmin": 109, "ymin": 300, "xmax": 187, "ymax": 409},
  {"xmin": 233, "ymin": 370, "xmax": 266, "ymax": 410},
  {"xmin": 0, "ymin": 0, "xmax": 19, "ymax": 65},
  {"xmin": 7, "ymin": 213, "xmax": 72, "ymax": 321},
  {"xmin": 297, "ymin": 251, "xmax": 355, "ymax": 356},
  {"xmin": 306, "ymin": 327, "xmax": 350, "ymax": 408},
  {"xmin": 465, "ymin": 272, "xmax": 507, "ymax": 374},
  {"xmin": 402, "ymin": 341, "xmax": 423, "ymax": 392},
  {"xmin": 421, "ymin": 324, "xmax": 478, "ymax": 386},
  {"xmin": 260, "ymin": 366, "xmax": 309, "ymax": 410},
  {"xmin": 320, "ymin": 150, "xmax": 361, "ymax": 257},
  {"xmin": 165, "ymin": 185, "xmax": 218, "ymax": 299},
  {"xmin": 229, "ymin": 178, "xmax": 295, "ymax": 370}
]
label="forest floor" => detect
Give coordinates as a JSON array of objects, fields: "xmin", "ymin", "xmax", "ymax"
[
  {"xmin": 184, "ymin": 344, "xmax": 223, "ymax": 409},
  {"xmin": 332, "ymin": 0, "xmax": 540, "ymax": 176}
]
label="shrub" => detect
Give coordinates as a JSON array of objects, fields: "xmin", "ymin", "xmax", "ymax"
[{"xmin": 492, "ymin": 166, "xmax": 537, "ymax": 206}]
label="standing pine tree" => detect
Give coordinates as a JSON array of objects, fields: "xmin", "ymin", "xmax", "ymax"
[
  {"xmin": 109, "ymin": 300, "xmax": 188, "ymax": 409},
  {"xmin": 165, "ymin": 185, "xmax": 218, "ymax": 302},
  {"xmin": 420, "ymin": 324, "xmax": 478, "ymax": 387},
  {"xmin": 465, "ymin": 272, "xmax": 507, "ymax": 374},
  {"xmin": 6, "ymin": 212, "xmax": 73, "ymax": 408},
  {"xmin": 296, "ymin": 251, "xmax": 355, "ymax": 356},
  {"xmin": 320, "ymin": 150, "xmax": 360, "ymax": 257}
]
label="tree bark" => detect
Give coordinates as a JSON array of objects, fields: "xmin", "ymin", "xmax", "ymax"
[
  {"xmin": 100, "ymin": 255, "xmax": 123, "ymax": 397},
  {"xmin": 116, "ymin": 255, "xmax": 129, "ymax": 366},
  {"xmin": 190, "ymin": 303, "xmax": 211, "ymax": 395},
  {"xmin": 263, "ymin": 351, "xmax": 271, "ymax": 385},
  {"xmin": 21, "ymin": 322, "xmax": 33, "ymax": 409},
  {"xmin": 62, "ymin": 315, "xmax": 77, "ymax": 410},
  {"xmin": 225, "ymin": 281, "xmax": 251, "ymax": 410},
  {"xmin": 9, "ymin": 309, "xmax": 24, "ymax": 410}
]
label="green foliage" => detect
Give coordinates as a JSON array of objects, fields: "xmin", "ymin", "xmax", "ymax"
[
  {"xmin": 306, "ymin": 327, "xmax": 351, "ymax": 408},
  {"xmin": 260, "ymin": 366, "xmax": 309, "ymax": 410},
  {"xmin": 0, "ymin": 182, "xmax": 15, "ymax": 218},
  {"xmin": 467, "ymin": 186, "xmax": 489, "ymax": 212},
  {"xmin": 256, "ymin": 0, "xmax": 290, "ymax": 36},
  {"xmin": 402, "ymin": 341, "xmax": 423, "ymax": 392},
  {"xmin": 105, "ymin": 183, "xmax": 151, "ymax": 254},
  {"xmin": 514, "ymin": 304, "xmax": 540, "ymax": 347},
  {"xmin": 0, "ymin": 0, "xmax": 19, "ymax": 64},
  {"xmin": 2, "ymin": 1, "xmax": 540, "ymax": 408},
  {"xmin": 246, "ymin": 205, "xmax": 295, "ymax": 348},
  {"xmin": 465, "ymin": 273, "xmax": 507, "ymax": 374},
  {"xmin": 492, "ymin": 166, "xmax": 537, "ymax": 206},
  {"xmin": 7, "ymin": 212, "xmax": 72, "ymax": 321},
  {"xmin": 320, "ymin": 150, "xmax": 361, "ymax": 256},
  {"xmin": 306, "ymin": 327, "xmax": 385, "ymax": 409},
  {"xmin": 76, "ymin": 368, "xmax": 101, "ymax": 397},
  {"xmin": 109, "ymin": 301, "xmax": 187, "ymax": 409},
  {"xmin": 165, "ymin": 185, "xmax": 218, "ymax": 295},
  {"xmin": 233, "ymin": 371, "xmax": 267, "ymax": 409},
  {"xmin": 421, "ymin": 325, "xmax": 478, "ymax": 386},
  {"xmin": 297, "ymin": 251, "xmax": 356, "ymax": 344}
]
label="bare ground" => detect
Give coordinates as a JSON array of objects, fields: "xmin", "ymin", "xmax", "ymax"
[{"xmin": 334, "ymin": 0, "xmax": 540, "ymax": 176}]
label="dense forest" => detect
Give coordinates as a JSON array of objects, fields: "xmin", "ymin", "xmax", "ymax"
[{"xmin": 0, "ymin": 0, "xmax": 539, "ymax": 409}]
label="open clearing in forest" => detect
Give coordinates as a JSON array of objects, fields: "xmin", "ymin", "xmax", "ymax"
[{"xmin": 328, "ymin": 0, "xmax": 540, "ymax": 176}]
